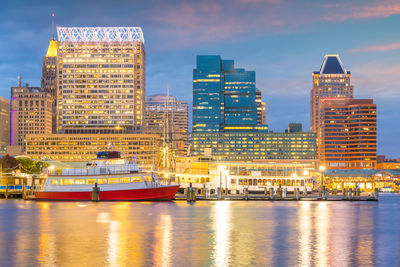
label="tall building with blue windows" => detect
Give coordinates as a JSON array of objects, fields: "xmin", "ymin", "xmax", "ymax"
[
  {"xmin": 193, "ymin": 56, "xmax": 267, "ymax": 133},
  {"xmin": 191, "ymin": 56, "xmax": 316, "ymax": 161}
]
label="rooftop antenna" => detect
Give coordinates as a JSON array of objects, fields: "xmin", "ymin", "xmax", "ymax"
[{"xmin": 51, "ymin": 13, "xmax": 55, "ymax": 40}]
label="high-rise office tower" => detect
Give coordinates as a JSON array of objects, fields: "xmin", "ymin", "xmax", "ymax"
[
  {"xmin": 0, "ymin": 97, "xmax": 10, "ymax": 148},
  {"xmin": 10, "ymin": 78, "xmax": 52, "ymax": 151},
  {"xmin": 56, "ymin": 27, "xmax": 145, "ymax": 134},
  {"xmin": 193, "ymin": 55, "xmax": 268, "ymax": 133},
  {"xmin": 144, "ymin": 94, "xmax": 189, "ymax": 155},
  {"xmin": 319, "ymin": 98, "xmax": 377, "ymax": 169},
  {"xmin": 41, "ymin": 30, "xmax": 58, "ymax": 133},
  {"xmin": 310, "ymin": 55, "xmax": 353, "ymax": 133}
]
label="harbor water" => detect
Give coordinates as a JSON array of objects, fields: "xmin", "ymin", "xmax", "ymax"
[{"xmin": 0, "ymin": 195, "xmax": 399, "ymax": 266}]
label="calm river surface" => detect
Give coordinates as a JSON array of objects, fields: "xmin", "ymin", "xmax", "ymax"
[{"xmin": 0, "ymin": 195, "xmax": 399, "ymax": 266}]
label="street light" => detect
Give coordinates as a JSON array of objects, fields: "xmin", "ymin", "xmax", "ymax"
[
  {"xmin": 218, "ymin": 165, "xmax": 225, "ymax": 196},
  {"xmin": 319, "ymin": 165, "xmax": 326, "ymax": 189},
  {"xmin": 223, "ymin": 169, "xmax": 229, "ymax": 194}
]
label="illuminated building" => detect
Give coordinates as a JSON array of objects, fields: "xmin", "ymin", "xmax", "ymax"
[
  {"xmin": 191, "ymin": 125, "xmax": 317, "ymax": 161},
  {"xmin": 193, "ymin": 55, "xmax": 268, "ymax": 133},
  {"xmin": 0, "ymin": 96, "xmax": 10, "ymax": 149},
  {"xmin": 256, "ymin": 90, "xmax": 267, "ymax": 125},
  {"xmin": 25, "ymin": 134, "xmax": 160, "ymax": 167},
  {"xmin": 144, "ymin": 94, "xmax": 188, "ymax": 155},
  {"xmin": 376, "ymin": 156, "xmax": 400, "ymax": 170},
  {"xmin": 56, "ymin": 27, "xmax": 145, "ymax": 134},
  {"xmin": 310, "ymin": 55, "xmax": 353, "ymax": 133},
  {"xmin": 319, "ymin": 98, "xmax": 376, "ymax": 169},
  {"xmin": 10, "ymin": 78, "xmax": 52, "ymax": 151},
  {"xmin": 41, "ymin": 34, "xmax": 58, "ymax": 133},
  {"xmin": 169, "ymin": 157, "xmax": 318, "ymax": 191}
]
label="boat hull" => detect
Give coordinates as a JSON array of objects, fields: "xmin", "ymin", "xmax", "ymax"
[{"xmin": 35, "ymin": 185, "xmax": 180, "ymax": 201}]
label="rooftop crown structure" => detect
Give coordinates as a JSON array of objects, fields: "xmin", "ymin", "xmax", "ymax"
[{"xmin": 57, "ymin": 27, "xmax": 144, "ymax": 43}]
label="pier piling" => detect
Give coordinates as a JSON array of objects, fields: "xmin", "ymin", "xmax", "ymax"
[{"xmin": 91, "ymin": 183, "xmax": 100, "ymax": 201}]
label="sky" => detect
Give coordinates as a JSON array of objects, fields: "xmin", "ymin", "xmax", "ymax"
[{"xmin": 0, "ymin": 0, "xmax": 399, "ymax": 157}]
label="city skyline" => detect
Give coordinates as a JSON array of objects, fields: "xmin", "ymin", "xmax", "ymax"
[{"xmin": 0, "ymin": 0, "xmax": 399, "ymax": 156}]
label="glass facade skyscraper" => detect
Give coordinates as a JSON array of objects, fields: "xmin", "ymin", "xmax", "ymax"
[
  {"xmin": 193, "ymin": 55, "xmax": 267, "ymax": 133},
  {"xmin": 191, "ymin": 56, "xmax": 317, "ymax": 161}
]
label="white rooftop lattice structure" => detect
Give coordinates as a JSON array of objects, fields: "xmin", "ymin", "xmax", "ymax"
[{"xmin": 57, "ymin": 27, "xmax": 144, "ymax": 43}]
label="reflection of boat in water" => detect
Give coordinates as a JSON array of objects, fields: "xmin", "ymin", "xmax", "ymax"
[{"xmin": 36, "ymin": 151, "xmax": 180, "ymax": 201}]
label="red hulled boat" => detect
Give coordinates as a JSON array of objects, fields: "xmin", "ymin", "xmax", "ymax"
[{"xmin": 36, "ymin": 151, "xmax": 179, "ymax": 201}]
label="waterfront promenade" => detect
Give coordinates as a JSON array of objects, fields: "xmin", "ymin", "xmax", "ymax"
[{"xmin": 0, "ymin": 194, "xmax": 399, "ymax": 266}]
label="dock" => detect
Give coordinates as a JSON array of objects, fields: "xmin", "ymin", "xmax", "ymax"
[
  {"xmin": 176, "ymin": 187, "xmax": 379, "ymax": 201},
  {"xmin": 0, "ymin": 185, "xmax": 37, "ymax": 200}
]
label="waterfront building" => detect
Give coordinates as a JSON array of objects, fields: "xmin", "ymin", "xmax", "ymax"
[
  {"xmin": 310, "ymin": 55, "xmax": 354, "ymax": 133},
  {"xmin": 41, "ymin": 35, "xmax": 58, "ymax": 133},
  {"xmin": 318, "ymin": 98, "xmax": 377, "ymax": 169},
  {"xmin": 25, "ymin": 134, "xmax": 161, "ymax": 168},
  {"xmin": 56, "ymin": 27, "xmax": 145, "ymax": 134},
  {"xmin": 144, "ymin": 94, "xmax": 189, "ymax": 155},
  {"xmin": 0, "ymin": 97, "xmax": 10, "ymax": 148},
  {"xmin": 191, "ymin": 126, "xmax": 317, "ymax": 161},
  {"xmin": 10, "ymin": 79, "xmax": 52, "ymax": 151},
  {"xmin": 165, "ymin": 157, "xmax": 317, "ymax": 191},
  {"xmin": 376, "ymin": 156, "xmax": 400, "ymax": 170},
  {"xmin": 193, "ymin": 55, "xmax": 268, "ymax": 133}
]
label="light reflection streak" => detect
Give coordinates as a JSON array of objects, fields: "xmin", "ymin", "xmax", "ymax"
[
  {"xmin": 154, "ymin": 215, "xmax": 172, "ymax": 267},
  {"xmin": 316, "ymin": 202, "xmax": 329, "ymax": 266},
  {"xmin": 96, "ymin": 212, "xmax": 119, "ymax": 267},
  {"xmin": 298, "ymin": 202, "xmax": 311, "ymax": 266},
  {"xmin": 38, "ymin": 202, "xmax": 55, "ymax": 266},
  {"xmin": 213, "ymin": 202, "xmax": 232, "ymax": 267}
]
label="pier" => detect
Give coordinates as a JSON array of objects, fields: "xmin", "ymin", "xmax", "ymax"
[{"xmin": 177, "ymin": 186, "xmax": 379, "ymax": 201}]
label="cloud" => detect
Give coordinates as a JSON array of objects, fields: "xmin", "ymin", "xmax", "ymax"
[
  {"xmin": 322, "ymin": 1, "xmax": 400, "ymax": 21},
  {"xmin": 350, "ymin": 42, "xmax": 400, "ymax": 53},
  {"xmin": 146, "ymin": 0, "xmax": 400, "ymax": 49},
  {"xmin": 352, "ymin": 62, "xmax": 400, "ymax": 98}
]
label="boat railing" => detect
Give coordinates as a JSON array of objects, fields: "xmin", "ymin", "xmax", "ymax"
[{"xmin": 44, "ymin": 164, "xmax": 140, "ymax": 176}]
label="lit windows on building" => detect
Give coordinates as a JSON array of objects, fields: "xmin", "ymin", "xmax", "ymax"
[
  {"xmin": 193, "ymin": 55, "xmax": 268, "ymax": 133},
  {"xmin": 318, "ymin": 98, "xmax": 377, "ymax": 169},
  {"xmin": 56, "ymin": 27, "xmax": 145, "ymax": 134},
  {"xmin": 310, "ymin": 55, "xmax": 354, "ymax": 133}
]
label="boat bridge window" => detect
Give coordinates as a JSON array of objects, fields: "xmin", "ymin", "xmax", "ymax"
[
  {"xmin": 64, "ymin": 179, "xmax": 74, "ymax": 185},
  {"xmin": 109, "ymin": 178, "xmax": 119, "ymax": 184},
  {"xmin": 87, "ymin": 179, "xmax": 96, "ymax": 185},
  {"xmin": 75, "ymin": 179, "xmax": 85, "ymax": 185},
  {"xmin": 144, "ymin": 176, "xmax": 152, "ymax": 182},
  {"xmin": 120, "ymin": 177, "xmax": 130, "ymax": 183},
  {"xmin": 131, "ymin": 177, "xmax": 142, "ymax": 183},
  {"xmin": 97, "ymin": 178, "xmax": 107, "ymax": 184}
]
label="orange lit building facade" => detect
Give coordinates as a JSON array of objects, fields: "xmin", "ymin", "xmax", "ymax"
[
  {"xmin": 318, "ymin": 98, "xmax": 376, "ymax": 169},
  {"xmin": 310, "ymin": 55, "xmax": 353, "ymax": 133}
]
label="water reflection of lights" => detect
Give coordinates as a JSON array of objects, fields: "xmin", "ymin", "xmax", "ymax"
[
  {"xmin": 154, "ymin": 215, "xmax": 172, "ymax": 267},
  {"xmin": 96, "ymin": 212, "xmax": 119, "ymax": 267},
  {"xmin": 298, "ymin": 202, "xmax": 312, "ymax": 266},
  {"xmin": 316, "ymin": 202, "xmax": 330, "ymax": 267},
  {"xmin": 213, "ymin": 202, "xmax": 232, "ymax": 267}
]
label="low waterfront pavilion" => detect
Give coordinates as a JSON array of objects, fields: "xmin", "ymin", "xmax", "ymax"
[
  {"xmin": 323, "ymin": 169, "xmax": 400, "ymax": 191},
  {"xmin": 161, "ymin": 158, "xmax": 318, "ymax": 191}
]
